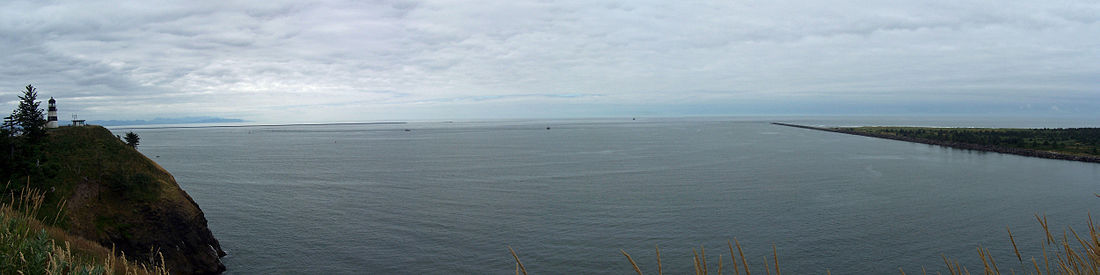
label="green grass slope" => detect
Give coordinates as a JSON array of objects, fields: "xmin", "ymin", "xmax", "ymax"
[
  {"xmin": 1, "ymin": 187, "xmax": 168, "ymax": 275},
  {"xmin": 21, "ymin": 126, "xmax": 226, "ymax": 274}
]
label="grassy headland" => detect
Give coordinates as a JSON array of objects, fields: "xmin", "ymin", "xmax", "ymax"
[{"xmin": 2, "ymin": 125, "xmax": 225, "ymax": 274}]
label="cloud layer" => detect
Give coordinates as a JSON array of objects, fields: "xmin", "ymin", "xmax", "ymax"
[{"xmin": 1, "ymin": 1, "xmax": 1098, "ymax": 122}]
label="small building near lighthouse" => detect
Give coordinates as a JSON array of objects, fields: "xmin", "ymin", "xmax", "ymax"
[
  {"xmin": 46, "ymin": 97, "xmax": 59, "ymax": 128},
  {"xmin": 71, "ymin": 114, "xmax": 86, "ymax": 127}
]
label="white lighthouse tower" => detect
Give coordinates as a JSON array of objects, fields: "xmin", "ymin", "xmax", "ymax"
[{"xmin": 46, "ymin": 97, "xmax": 59, "ymax": 128}]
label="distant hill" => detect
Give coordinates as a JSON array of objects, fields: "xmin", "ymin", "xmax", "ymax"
[{"xmin": 89, "ymin": 116, "xmax": 245, "ymax": 126}]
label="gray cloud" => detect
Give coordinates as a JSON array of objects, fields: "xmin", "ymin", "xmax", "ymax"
[{"xmin": 1, "ymin": 0, "xmax": 1097, "ymax": 122}]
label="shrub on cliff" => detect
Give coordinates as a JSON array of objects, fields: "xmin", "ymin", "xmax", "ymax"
[{"xmin": 124, "ymin": 132, "xmax": 139, "ymax": 148}]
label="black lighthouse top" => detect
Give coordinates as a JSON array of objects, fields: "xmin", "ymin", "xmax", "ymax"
[
  {"xmin": 48, "ymin": 97, "xmax": 57, "ymax": 112},
  {"xmin": 48, "ymin": 97, "xmax": 55, "ymax": 104}
]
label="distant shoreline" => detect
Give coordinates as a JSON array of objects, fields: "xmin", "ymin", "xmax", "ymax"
[
  {"xmin": 772, "ymin": 122, "xmax": 1100, "ymax": 164},
  {"xmin": 109, "ymin": 121, "xmax": 407, "ymax": 130}
]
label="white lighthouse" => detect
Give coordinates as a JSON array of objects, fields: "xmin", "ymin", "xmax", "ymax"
[{"xmin": 46, "ymin": 97, "xmax": 59, "ymax": 128}]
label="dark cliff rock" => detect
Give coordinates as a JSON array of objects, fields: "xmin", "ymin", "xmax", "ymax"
[{"xmin": 43, "ymin": 126, "xmax": 225, "ymax": 274}]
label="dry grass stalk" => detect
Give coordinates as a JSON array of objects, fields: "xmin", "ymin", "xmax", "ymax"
[
  {"xmin": 990, "ymin": 251, "xmax": 998, "ymax": 275},
  {"xmin": 621, "ymin": 249, "xmax": 644, "ymax": 275},
  {"xmin": 51, "ymin": 199, "xmax": 65, "ymax": 225},
  {"xmin": 735, "ymin": 238, "xmax": 750, "ymax": 275},
  {"xmin": 1042, "ymin": 240, "xmax": 1051, "ymax": 274},
  {"xmin": 657, "ymin": 245, "xmax": 663, "ymax": 275},
  {"xmin": 977, "ymin": 246, "xmax": 1000, "ymax": 275},
  {"xmin": 1032, "ymin": 257, "xmax": 1041, "ymax": 275},
  {"xmin": 1009, "ymin": 227, "xmax": 1023, "ymax": 263},
  {"xmin": 693, "ymin": 248, "xmax": 702, "ymax": 275},
  {"xmin": 1064, "ymin": 227, "xmax": 1091, "ymax": 270},
  {"xmin": 772, "ymin": 244, "xmax": 780, "ymax": 275},
  {"xmin": 763, "ymin": 255, "xmax": 772, "ymax": 275},
  {"xmin": 728, "ymin": 240, "xmax": 739, "ymax": 275},
  {"xmin": 1038, "ymin": 215, "xmax": 1055, "ymax": 245},
  {"xmin": 508, "ymin": 246, "xmax": 528, "ymax": 275},
  {"xmin": 717, "ymin": 254, "xmax": 723, "ymax": 275},
  {"xmin": 703, "ymin": 245, "xmax": 709, "ymax": 275},
  {"xmin": 943, "ymin": 255, "xmax": 958, "ymax": 275},
  {"xmin": 978, "ymin": 246, "xmax": 988, "ymax": 274}
]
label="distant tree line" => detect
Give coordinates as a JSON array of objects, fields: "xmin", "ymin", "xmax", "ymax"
[{"xmin": 855, "ymin": 127, "xmax": 1100, "ymax": 155}]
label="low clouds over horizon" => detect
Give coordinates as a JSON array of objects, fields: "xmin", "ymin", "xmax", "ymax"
[{"xmin": 1, "ymin": 1, "xmax": 1098, "ymax": 122}]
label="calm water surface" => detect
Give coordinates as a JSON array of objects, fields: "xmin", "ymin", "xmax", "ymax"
[{"xmin": 117, "ymin": 117, "xmax": 1100, "ymax": 274}]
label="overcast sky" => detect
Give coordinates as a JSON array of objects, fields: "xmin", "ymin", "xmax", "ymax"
[{"xmin": 1, "ymin": 1, "xmax": 1097, "ymax": 123}]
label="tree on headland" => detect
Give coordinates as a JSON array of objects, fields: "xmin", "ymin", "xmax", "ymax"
[
  {"xmin": 124, "ymin": 132, "xmax": 140, "ymax": 148},
  {"xmin": 0, "ymin": 115, "xmax": 14, "ymax": 177},
  {"xmin": 14, "ymin": 85, "xmax": 47, "ymax": 143},
  {"xmin": 1, "ymin": 84, "xmax": 49, "ymax": 185}
]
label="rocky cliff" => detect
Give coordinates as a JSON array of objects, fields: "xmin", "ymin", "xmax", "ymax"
[{"xmin": 40, "ymin": 126, "xmax": 225, "ymax": 274}]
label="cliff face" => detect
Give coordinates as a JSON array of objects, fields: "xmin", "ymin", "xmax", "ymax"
[{"xmin": 42, "ymin": 126, "xmax": 225, "ymax": 274}]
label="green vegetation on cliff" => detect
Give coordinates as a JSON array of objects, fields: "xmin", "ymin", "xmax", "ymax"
[
  {"xmin": 2, "ymin": 125, "xmax": 225, "ymax": 274},
  {"xmin": 1, "ymin": 187, "xmax": 167, "ymax": 275}
]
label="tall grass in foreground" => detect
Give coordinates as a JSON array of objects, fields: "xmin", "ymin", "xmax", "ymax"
[
  {"xmin": 1, "ymin": 183, "xmax": 167, "ymax": 275},
  {"xmin": 510, "ymin": 215, "xmax": 1100, "ymax": 274}
]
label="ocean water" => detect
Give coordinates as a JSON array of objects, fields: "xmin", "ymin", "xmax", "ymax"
[{"xmin": 117, "ymin": 117, "xmax": 1100, "ymax": 274}]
